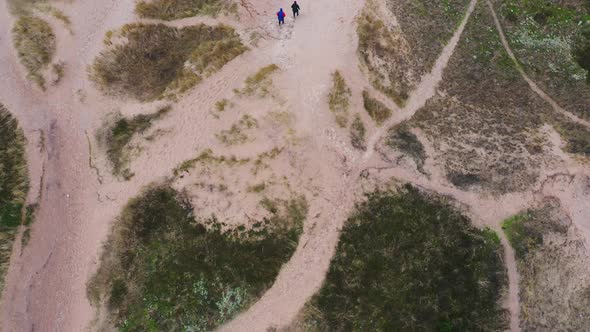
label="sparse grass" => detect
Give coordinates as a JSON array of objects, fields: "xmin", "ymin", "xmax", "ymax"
[
  {"xmin": 235, "ymin": 64, "xmax": 279, "ymax": 97},
  {"xmin": 327, "ymin": 71, "xmax": 351, "ymax": 127},
  {"xmin": 252, "ymin": 147, "xmax": 283, "ymax": 175},
  {"xmin": 99, "ymin": 106, "xmax": 171, "ymax": 180},
  {"xmin": 90, "ymin": 23, "xmax": 247, "ymax": 101},
  {"xmin": 136, "ymin": 0, "xmax": 235, "ymax": 20},
  {"xmin": 350, "ymin": 114, "xmax": 366, "ymax": 151},
  {"xmin": 502, "ymin": 202, "xmax": 590, "ymax": 330},
  {"xmin": 215, "ymin": 98, "xmax": 230, "ymax": 112},
  {"xmin": 34, "ymin": 3, "xmax": 73, "ymax": 33},
  {"xmin": 88, "ymin": 184, "xmax": 307, "ymax": 331},
  {"xmin": 216, "ymin": 114, "xmax": 258, "ymax": 145},
  {"xmin": 408, "ymin": 2, "xmax": 549, "ymax": 192},
  {"xmin": 50, "ymin": 61, "xmax": 64, "ymax": 85},
  {"xmin": 362, "ymin": 90, "xmax": 392, "ymax": 125},
  {"xmin": 387, "ymin": 123, "xmax": 426, "ymax": 172},
  {"xmin": 301, "ymin": 185, "xmax": 507, "ymax": 331},
  {"xmin": 358, "ymin": 0, "xmax": 469, "ymax": 106},
  {"xmin": 174, "ymin": 149, "xmax": 250, "ymax": 176},
  {"xmin": 12, "ymin": 15, "xmax": 56, "ymax": 89},
  {"xmin": 493, "ymin": 0, "xmax": 590, "ymax": 120},
  {"xmin": 0, "ymin": 104, "xmax": 29, "ymax": 295},
  {"xmin": 247, "ymin": 182, "xmax": 266, "ymax": 193}
]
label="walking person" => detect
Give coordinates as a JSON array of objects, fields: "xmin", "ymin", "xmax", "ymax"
[
  {"xmin": 291, "ymin": 1, "xmax": 300, "ymax": 18},
  {"xmin": 277, "ymin": 8, "xmax": 286, "ymax": 26}
]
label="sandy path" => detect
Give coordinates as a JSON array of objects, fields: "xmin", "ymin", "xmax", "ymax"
[{"xmin": 0, "ymin": 0, "xmax": 588, "ymax": 330}]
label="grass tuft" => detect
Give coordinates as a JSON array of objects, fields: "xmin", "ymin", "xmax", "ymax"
[
  {"xmin": 99, "ymin": 106, "xmax": 171, "ymax": 180},
  {"xmin": 350, "ymin": 114, "xmax": 366, "ymax": 151},
  {"xmin": 90, "ymin": 23, "xmax": 246, "ymax": 101},
  {"xmin": 88, "ymin": 184, "xmax": 307, "ymax": 331},
  {"xmin": 12, "ymin": 15, "xmax": 56, "ymax": 89},
  {"xmin": 328, "ymin": 71, "xmax": 351, "ymax": 127},
  {"xmin": 236, "ymin": 64, "xmax": 279, "ymax": 97},
  {"xmin": 362, "ymin": 90, "xmax": 392, "ymax": 125},
  {"xmin": 387, "ymin": 124, "xmax": 426, "ymax": 172},
  {"xmin": 216, "ymin": 114, "xmax": 258, "ymax": 145}
]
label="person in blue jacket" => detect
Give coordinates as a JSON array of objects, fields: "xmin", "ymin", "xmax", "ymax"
[{"xmin": 277, "ymin": 8, "xmax": 286, "ymax": 25}]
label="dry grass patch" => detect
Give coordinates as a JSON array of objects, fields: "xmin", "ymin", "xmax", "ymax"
[
  {"xmin": 362, "ymin": 90, "xmax": 392, "ymax": 125},
  {"xmin": 136, "ymin": 0, "xmax": 237, "ymax": 20},
  {"xmin": 215, "ymin": 114, "xmax": 258, "ymax": 145},
  {"xmin": 386, "ymin": 123, "xmax": 426, "ymax": 173},
  {"xmin": 502, "ymin": 201, "xmax": 590, "ymax": 330},
  {"xmin": 90, "ymin": 23, "xmax": 247, "ymax": 101},
  {"xmin": 0, "ymin": 104, "xmax": 29, "ymax": 294},
  {"xmin": 235, "ymin": 64, "xmax": 279, "ymax": 98},
  {"xmin": 12, "ymin": 15, "xmax": 56, "ymax": 89},
  {"xmin": 327, "ymin": 71, "xmax": 351, "ymax": 127},
  {"xmin": 98, "ymin": 106, "xmax": 171, "ymax": 180}
]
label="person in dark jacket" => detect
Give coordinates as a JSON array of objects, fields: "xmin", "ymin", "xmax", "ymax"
[
  {"xmin": 291, "ymin": 1, "xmax": 300, "ymax": 17},
  {"xmin": 277, "ymin": 8, "xmax": 286, "ymax": 25}
]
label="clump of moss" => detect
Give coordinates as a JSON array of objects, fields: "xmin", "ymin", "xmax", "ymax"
[
  {"xmin": 216, "ymin": 114, "xmax": 258, "ymax": 145},
  {"xmin": 301, "ymin": 185, "xmax": 507, "ymax": 331},
  {"xmin": 328, "ymin": 71, "xmax": 351, "ymax": 127},
  {"xmin": 99, "ymin": 106, "xmax": 171, "ymax": 180},
  {"xmin": 136, "ymin": 0, "xmax": 235, "ymax": 20},
  {"xmin": 0, "ymin": 104, "xmax": 29, "ymax": 294},
  {"xmin": 350, "ymin": 114, "xmax": 366, "ymax": 151},
  {"xmin": 12, "ymin": 15, "xmax": 56, "ymax": 89},
  {"xmin": 235, "ymin": 64, "xmax": 279, "ymax": 97},
  {"xmin": 90, "ymin": 23, "xmax": 247, "ymax": 101},
  {"xmin": 88, "ymin": 184, "xmax": 307, "ymax": 331},
  {"xmin": 362, "ymin": 90, "xmax": 392, "ymax": 125}
]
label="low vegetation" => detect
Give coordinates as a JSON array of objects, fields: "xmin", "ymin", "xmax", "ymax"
[
  {"xmin": 327, "ymin": 71, "xmax": 351, "ymax": 127},
  {"xmin": 98, "ymin": 106, "xmax": 171, "ymax": 180},
  {"xmin": 0, "ymin": 104, "xmax": 29, "ymax": 294},
  {"xmin": 362, "ymin": 90, "xmax": 392, "ymax": 125},
  {"xmin": 349, "ymin": 114, "xmax": 366, "ymax": 151},
  {"xmin": 358, "ymin": 0, "xmax": 470, "ymax": 106},
  {"xmin": 12, "ymin": 15, "xmax": 56, "ymax": 89},
  {"xmin": 493, "ymin": 0, "xmax": 590, "ymax": 120},
  {"xmin": 216, "ymin": 114, "xmax": 258, "ymax": 145},
  {"xmin": 173, "ymin": 149, "xmax": 250, "ymax": 177},
  {"xmin": 235, "ymin": 64, "xmax": 279, "ymax": 97},
  {"xmin": 136, "ymin": 0, "xmax": 236, "ymax": 20},
  {"xmin": 408, "ymin": 2, "xmax": 550, "ymax": 192},
  {"xmin": 386, "ymin": 124, "xmax": 426, "ymax": 173},
  {"xmin": 91, "ymin": 23, "xmax": 247, "ymax": 101},
  {"xmin": 299, "ymin": 185, "xmax": 507, "ymax": 331},
  {"xmin": 88, "ymin": 184, "xmax": 307, "ymax": 331},
  {"xmin": 502, "ymin": 202, "xmax": 590, "ymax": 330}
]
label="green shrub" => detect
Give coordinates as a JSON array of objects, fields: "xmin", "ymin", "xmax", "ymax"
[
  {"xmin": 303, "ymin": 185, "xmax": 507, "ymax": 331},
  {"xmin": 88, "ymin": 185, "xmax": 307, "ymax": 331},
  {"xmin": 362, "ymin": 90, "xmax": 392, "ymax": 125}
]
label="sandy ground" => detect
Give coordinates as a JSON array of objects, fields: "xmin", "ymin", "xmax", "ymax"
[{"xmin": 0, "ymin": 0, "xmax": 588, "ymax": 331}]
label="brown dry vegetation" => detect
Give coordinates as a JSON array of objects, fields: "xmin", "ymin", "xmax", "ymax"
[
  {"xmin": 403, "ymin": 2, "xmax": 557, "ymax": 192},
  {"xmin": 502, "ymin": 201, "xmax": 590, "ymax": 330},
  {"xmin": 358, "ymin": 0, "xmax": 470, "ymax": 106},
  {"xmin": 136, "ymin": 0, "xmax": 236, "ymax": 21},
  {"xmin": 362, "ymin": 90, "xmax": 392, "ymax": 125},
  {"xmin": 12, "ymin": 15, "xmax": 56, "ymax": 89},
  {"xmin": 327, "ymin": 71, "xmax": 351, "ymax": 127},
  {"xmin": 90, "ymin": 23, "xmax": 247, "ymax": 101},
  {"xmin": 235, "ymin": 64, "xmax": 279, "ymax": 98}
]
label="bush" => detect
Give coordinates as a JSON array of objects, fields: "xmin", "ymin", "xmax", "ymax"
[
  {"xmin": 303, "ymin": 185, "xmax": 507, "ymax": 331},
  {"xmin": 88, "ymin": 185, "xmax": 307, "ymax": 331}
]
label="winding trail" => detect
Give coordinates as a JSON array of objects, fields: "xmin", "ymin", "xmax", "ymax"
[{"xmin": 0, "ymin": 0, "xmax": 588, "ymax": 331}]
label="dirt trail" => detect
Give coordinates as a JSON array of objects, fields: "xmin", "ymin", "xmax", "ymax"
[
  {"xmin": 486, "ymin": 0, "xmax": 590, "ymax": 130},
  {"xmin": 0, "ymin": 0, "xmax": 588, "ymax": 331}
]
